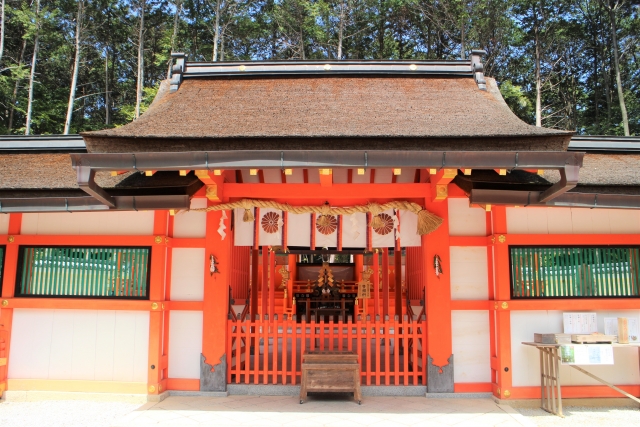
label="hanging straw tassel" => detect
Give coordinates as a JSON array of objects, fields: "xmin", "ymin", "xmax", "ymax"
[
  {"xmin": 417, "ymin": 209, "xmax": 444, "ymax": 235},
  {"xmin": 367, "ymin": 202, "xmax": 385, "ymax": 229},
  {"xmin": 241, "ymin": 199, "xmax": 254, "ymax": 222}
]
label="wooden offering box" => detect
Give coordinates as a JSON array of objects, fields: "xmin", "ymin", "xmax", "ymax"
[{"xmin": 300, "ymin": 350, "xmax": 362, "ymax": 404}]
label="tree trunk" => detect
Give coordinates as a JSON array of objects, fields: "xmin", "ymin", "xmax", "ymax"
[
  {"xmin": 337, "ymin": 0, "xmax": 345, "ymax": 59},
  {"xmin": 105, "ymin": 48, "xmax": 110, "ymax": 125},
  {"xmin": 460, "ymin": 22, "xmax": 465, "ymax": 60},
  {"xmin": 64, "ymin": 0, "xmax": 84, "ymax": 135},
  {"xmin": 534, "ymin": 19, "xmax": 542, "ymax": 127},
  {"xmin": 135, "ymin": 0, "xmax": 145, "ymax": 120},
  {"xmin": 8, "ymin": 38, "xmax": 27, "ymax": 133},
  {"xmin": 608, "ymin": 2, "xmax": 629, "ymax": 135},
  {"xmin": 25, "ymin": 0, "xmax": 41, "ymax": 135},
  {"xmin": 0, "ymin": 0, "xmax": 5, "ymax": 64},
  {"xmin": 167, "ymin": 0, "xmax": 182, "ymax": 77},
  {"xmin": 212, "ymin": 0, "xmax": 221, "ymax": 61}
]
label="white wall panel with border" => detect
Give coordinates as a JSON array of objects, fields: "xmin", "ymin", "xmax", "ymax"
[
  {"xmin": 0, "ymin": 214, "xmax": 9, "ymax": 234},
  {"xmin": 452, "ymin": 310, "xmax": 491, "ymax": 383},
  {"xmin": 9, "ymin": 309, "xmax": 149, "ymax": 382},
  {"xmin": 507, "ymin": 207, "xmax": 640, "ymax": 234},
  {"xmin": 171, "ymin": 248, "xmax": 205, "ymax": 301},
  {"xmin": 511, "ymin": 310, "xmax": 640, "ymax": 387},
  {"xmin": 448, "ymin": 198, "xmax": 486, "ymax": 236},
  {"xmin": 21, "ymin": 211, "xmax": 155, "ymax": 235},
  {"xmin": 168, "ymin": 310, "xmax": 203, "ymax": 379},
  {"xmin": 173, "ymin": 198, "xmax": 207, "ymax": 238},
  {"xmin": 450, "ymin": 247, "xmax": 488, "ymax": 300}
]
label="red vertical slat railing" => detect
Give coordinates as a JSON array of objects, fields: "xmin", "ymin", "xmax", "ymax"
[{"xmin": 227, "ymin": 315, "xmax": 427, "ymax": 386}]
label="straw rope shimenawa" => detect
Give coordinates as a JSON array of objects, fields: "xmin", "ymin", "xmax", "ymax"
[{"xmin": 192, "ymin": 199, "xmax": 443, "ymax": 235}]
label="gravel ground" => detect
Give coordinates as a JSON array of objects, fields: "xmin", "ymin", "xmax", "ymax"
[
  {"xmin": 517, "ymin": 406, "xmax": 640, "ymax": 427},
  {"xmin": 0, "ymin": 400, "xmax": 143, "ymax": 427}
]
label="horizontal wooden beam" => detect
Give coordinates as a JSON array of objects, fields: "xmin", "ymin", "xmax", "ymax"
[
  {"xmin": 511, "ymin": 385, "xmax": 640, "ymax": 400},
  {"xmin": 451, "ymin": 300, "xmax": 491, "ymax": 310},
  {"xmin": 449, "ymin": 236, "xmax": 489, "ymax": 246},
  {"xmin": 507, "ymin": 299, "xmax": 640, "ymax": 310},
  {"xmin": 506, "ymin": 234, "xmax": 640, "ymax": 246},
  {"xmin": 0, "ymin": 234, "xmax": 205, "ymax": 248},
  {"xmin": 1, "ymin": 298, "xmax": 162, "ymax": 311},
  {"xmin": 167, "ymin": 301, "xmax": 203, "ymax": 311},
  {"xmin": 224, "ymin": 183, "xmax": 431, "ymax": 200},
  {"xmin": 166, "ymin": 378, "xmax": 200, "ymax": 391}
]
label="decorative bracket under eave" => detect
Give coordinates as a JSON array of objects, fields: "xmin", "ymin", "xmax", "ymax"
[{"xmin": 76, "ymin": 166, "xmax": 116, "ymax": 208}]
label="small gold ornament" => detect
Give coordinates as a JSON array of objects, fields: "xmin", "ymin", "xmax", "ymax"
[
  {"xmin": 148, "ymin": 385, "xmax": 156, "ymax": 393},
  {"xmin": 501, "ymin": 302, "xmax": 508, "ymax": 309},
  {"xmin": 503, "ymin": 390, "xmax": 511, "ymax": 398},
  {"xmin": 8, "ymin": 236, "xmax": 15, "ymax": 243},
  {"xmin": 1, "ymin": 300, "xmax": 8, "ymax": 307},
  {"xmin": 494, "ymin": 302, "xmax": 499, "ymax": 310},
  {"xmin": 151, "ymin": 303, "xmax": 159, "ymax": 310},
  {"xmin": 161, "ymin": 303, "xmax": 165, "ymax": 310},
  {"xmin": 498, "ymin": 235, "xmax": 506, "ymax": 243},
  {"xmin": 496, "ymin": 387, "xmax": 501, "ymax": 396},
  {"xmin": 154, "ymin": 236, "xmax": 163, "ymax": 244}
]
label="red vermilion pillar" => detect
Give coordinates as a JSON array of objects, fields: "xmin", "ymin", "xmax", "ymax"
[
  {"xmin": 382, "ymin": 248, "xmax": 390, "ymax": 318},
  {"xmin": 394, "ymin": 249, "xmax": 402, "ymax": 318},
  {"xmin": 250, "ymin": 249, "xmax": 259, "ymax": 319},
  {"xmin": 492, "ymin": 206, "xmax": 512, "ymax": 400},
  {"xmin": 201, "ymin": 175, "xmax": 232, "ymax": 392},
  {"xmin": 373, "ymin": 251, "xmax": 380, "ymax": 318},
  {"xmin": 148, "ymin": 211, "xmax": 168, "ymax": 396},
  {"xmin": 0, "ymin": 213, "xmax": 21, "ymax": 396},
  {"xmin": 423, "ymin": 196, "xmax": 453, "ymax": 393},
  {"xmin": 269, "ymin": 249, "xmax": 276, "ymax": 320}
]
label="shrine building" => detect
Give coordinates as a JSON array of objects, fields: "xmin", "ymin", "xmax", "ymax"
[{"xmin": 1, "ymin": 52, "xmax": 639, "ymax": 402}]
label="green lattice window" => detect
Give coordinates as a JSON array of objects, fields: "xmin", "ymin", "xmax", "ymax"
[
  {"xmin": 511, "ymin": 247, "xmax": 640, "ymax": 298},
  {"xmin": 16, "ymin": 246, "xmax": 151, "ymax": 299}
]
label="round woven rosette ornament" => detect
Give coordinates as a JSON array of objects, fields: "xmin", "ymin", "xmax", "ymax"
[
  {"xmin": 316, "ymin": 215, "xmax": 338, "ymax": 235},
  {"xmin": 261, "ymin": 211, "xmax": 281, "ymax": 234},
  {"xmin": 372, "ymin": 213, "xmax": 394, "ymax": 235}
]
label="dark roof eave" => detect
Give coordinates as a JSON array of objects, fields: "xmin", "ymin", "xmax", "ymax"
[
  {"xmin": 469, "ymin": 188, "xmax": 640, "ymax": 209},
  {"xmin": 0, "ymin": 194, "xmax": 191, "ymax": 213}
]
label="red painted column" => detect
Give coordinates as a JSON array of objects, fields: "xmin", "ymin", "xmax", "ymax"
[
  {"xmin": 382, "ymin": 248, "xmax": 390, "ymax": 318},
  {"xmin": 423, "ymin": 196, "xmax": 453, "ymax": 392},
  {"xmin": 250, "ymin": 249, "xmax": 259, "ymax": 318},
  {"xmin": 148, "ymin": 211, "xmax": 168, "ymax": 396},
  {"xmin": 492, "ymin": 206, "xmax": 512, "ymax": 400},
  {"xmin": 202, "ymin": 204, "xmax": 232, "ymax": 391},
  {"xmin": 354, "ymin": 255, "xmax": 363, "ymax": 282},
  {"xmin": 0, "ymin": 214, "xmax": 21, "ymax": 395},
  {"xmin": 395, "ymin": 249, "xmax": 403, "ymax": 318},
  {"xmin": 261, "ymin": 246, "xmax": 268, "ymax": 317},
  {"xmin": 269, "ymin": 249, "xmax": 276, "ymax": 320},
  {"xmin": 373, "ymin": 250, "xmax": 380, "ymax": 318}
]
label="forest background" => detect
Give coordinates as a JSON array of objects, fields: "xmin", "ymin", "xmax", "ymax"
[{"xmin": 0, "ymin": 0, "xmax": 638, "ymax": 136}]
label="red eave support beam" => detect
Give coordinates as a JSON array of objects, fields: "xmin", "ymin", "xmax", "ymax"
[{"xmin": 224, "ymin": 183, "xmax": 430, "ymax": 201}]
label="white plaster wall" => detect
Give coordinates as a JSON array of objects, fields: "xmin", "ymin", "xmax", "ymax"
[
  {"xmin": 21, "ymin": 211, "xmax": 155, "ymax": 235},
  {"xmin": 452, "ymin": 310, "xmax": 491, "ymax": 383},
  {"xmin": 9, "ymin": 309, "xmax": 149, "ymax": 382},
  {"xmin": 0, "ymin": 214, "xmax": 9, "ymax": 235},
  {"xmin": 168, "ymin": 311, "xmax": 203, "ymax": 379},
  {"xmin": 171, "ymin": 248, "xmax": 205, "ymax": 301},
  {"xmin": 507, "ymin": 207, "xmax": 640, "ymax": 234},
  {"xmin": 450, "ymin": 247, "xmax": 488, "ymax": 300},
  {"xmin": 173, "ymin": 198, "xmax": 207, "ymax": 238},
  {"xmin": 448, "ymin": 198, "xmax": 486, "ymax": 236},
  {"xmin": 511, "ymin": 310, "xmax": 640, "ymax": 387}
]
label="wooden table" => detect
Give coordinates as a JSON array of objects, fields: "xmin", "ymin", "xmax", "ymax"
[
  {"xmin": 300, "ymin": 350, "xmax": 361, "ymax": 404},
  {"xmin": 523, "ymin": 342, "xmax": 640, "ymax": 417}
]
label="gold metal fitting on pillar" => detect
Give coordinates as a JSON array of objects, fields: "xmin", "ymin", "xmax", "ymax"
[
  {"xmin": 151, "ymin": 303, "xmax": 159, "ymax": 310},
  {"xmin": 148, "ymin": 385, "xmax": 156, "ymax": 393},
  {"xmin": 7, "ymin": 236, "xmax": 15, "ymax": 243},
  {"xmin": 501, "ymin": 302, "xmax": 509, "ymax": 309},
  {"xmin": 1, "ymin": 300, "xmax": 8, "ymax": 307},
  {"xmin": 503, "ymin": 390, "xmax": 511, "ymax": 398},
  {"xmin": 498, "ymin": 235, "xmax": 506, "ymax": 243}
]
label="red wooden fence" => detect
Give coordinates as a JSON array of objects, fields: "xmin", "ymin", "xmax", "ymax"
[{"xmin": 227, "ymin": 316, "xmax": 427, "ymax": 386}]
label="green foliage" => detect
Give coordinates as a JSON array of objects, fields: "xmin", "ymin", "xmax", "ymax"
[{"xmin": 0, "ymin": 0, "xmax": 638, "ymax": 134}]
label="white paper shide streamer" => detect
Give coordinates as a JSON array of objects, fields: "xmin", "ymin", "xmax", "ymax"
[{"xmin": 218, "ymin": 210, "xmax": 228, "ymax": 240}]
